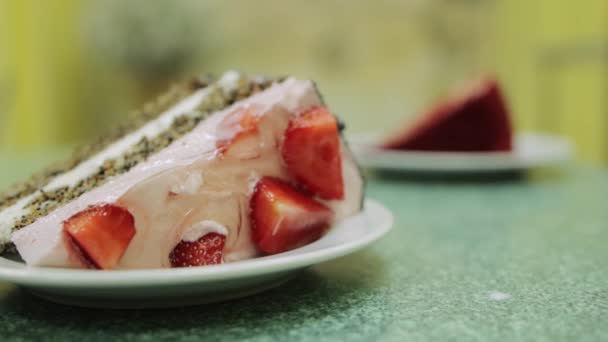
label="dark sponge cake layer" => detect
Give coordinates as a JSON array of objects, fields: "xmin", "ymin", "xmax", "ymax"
[{"xmin": 0, "ymin": 79, "xmax": 201, "ymax": 212}]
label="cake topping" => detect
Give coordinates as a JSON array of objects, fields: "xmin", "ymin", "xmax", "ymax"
[
  {"xmin": 216, "ymin": 105, "xmax": 264, "ymax": 159},
  {"xmin": 181, "ymin": 220, "xmax": 228, "ymax": 242},
  {"xmin": 63, "ymin": 204, "xmax": 136, "ymax": 270},
  {"xmin": 282, "ymin": 106, "xmax": 344, "ymax": 200},
  {"xmin": 169, "ymin": 233, "xmax": 226, "ymax": 267},
  {"xmin": 250, "ymin": 177, "xmax": 333, "ymax": 255}
]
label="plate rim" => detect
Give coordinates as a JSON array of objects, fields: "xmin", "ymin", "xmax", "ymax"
[
  {"xmin": 349, "ymin": 131, "xmax": 573, "ymax": 171},
  {"xmin": 0, "ymin": 198, "xmax": 393, "ymax": 288}
]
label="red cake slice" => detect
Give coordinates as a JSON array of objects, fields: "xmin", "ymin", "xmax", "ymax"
[{"xmin": 382, "ymin": 78, "xmax": 513, "ymax": 152}]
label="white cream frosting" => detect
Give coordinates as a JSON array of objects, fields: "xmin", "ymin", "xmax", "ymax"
[{"xmin": 181, "ymin": 221, "xmax": 228, "ymax": 242}]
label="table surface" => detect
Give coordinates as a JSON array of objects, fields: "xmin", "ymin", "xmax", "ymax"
[{"xmin": 0, "ymin": 151, "xmax": 607, "ymax": 341}]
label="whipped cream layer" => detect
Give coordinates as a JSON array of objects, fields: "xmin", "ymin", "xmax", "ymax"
[{"xmin": 12, "ymin": 78, "xmax": 364, "ymax": 269}]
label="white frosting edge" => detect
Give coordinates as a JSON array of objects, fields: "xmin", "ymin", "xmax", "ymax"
[{"xmin": 181, "ymin": 220, "xmax": 229, "ymax": 242}]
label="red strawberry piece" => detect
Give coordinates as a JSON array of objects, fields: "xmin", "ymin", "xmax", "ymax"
[
  {"xmin": 169, "ymin": 233, "xmax": 226, "ymax": 267},
  {"xmin": 216, "ymin": 106, "xmax": 262, "ymax": 156},
  {"xmin": 250, "ymin": 177, "xmax": 333, "ymax": 255},
  {"xmin": 382, "ymin": 78, "xmax": 513, "ymax": 152},
  {"xmin": 63, "ymin": 204, "xmax": 136, "ymax": 270},
  {"xmin": 282, "ymin": 106, "xmax": 344, "ymax": 200}
]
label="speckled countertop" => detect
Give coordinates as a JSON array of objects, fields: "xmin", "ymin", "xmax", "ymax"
[{"xmin": 0, "ymin": 151, "xmax": 606, "ymax": 341}]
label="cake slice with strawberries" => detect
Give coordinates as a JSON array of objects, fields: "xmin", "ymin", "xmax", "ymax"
[
  {"xmin": 382, "ymin": 78, "xmax": 513, "ymax": 152},
  {"xmin": 0, "ymin": 71, "xmax": 364, "ymax": 269}
]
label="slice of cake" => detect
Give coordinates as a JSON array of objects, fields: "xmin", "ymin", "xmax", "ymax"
[
  {"xmin": 0, "ymin": 71, "xmax": 364, "ymax": 269},
  {"xmin": 382, "ymin": 78, "xmax": 513, "ymax": 152}
]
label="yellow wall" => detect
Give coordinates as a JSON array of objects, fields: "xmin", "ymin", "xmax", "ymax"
[
  {"xmin": 0, "ymin": 0, "xmax": 142, "ymax": 151},
  {"xmin": 492, "ymin": 0, "xmax": 607, "ymax": 162},
  {"xmin": 0, "ymin": 0, "xmax": 109, "ymax": 148},
  {"xmin": 0, "ymin": 1, "xmax": 606, "ymax": 163}
]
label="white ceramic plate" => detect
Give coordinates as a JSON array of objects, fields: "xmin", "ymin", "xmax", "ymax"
[
  {"xmin": 0, "ymin": 199, "xmax": 392, "ymax": 309},
  {"xmin": 349, "ymin": 132, "xmax": 573, "ymax": 172}
]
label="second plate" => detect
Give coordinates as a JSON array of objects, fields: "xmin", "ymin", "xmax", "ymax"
[{"xmin": 349, "ymin": 132, "xmax": 573, "ymax": 173}]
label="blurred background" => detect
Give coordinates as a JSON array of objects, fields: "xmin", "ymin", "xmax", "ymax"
[{"xmin": 0, "ymin": 0, "xmax": 606, "ymax": 164}]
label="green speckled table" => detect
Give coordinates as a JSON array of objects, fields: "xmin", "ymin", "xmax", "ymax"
[{"xmin": 0, "ymin": 151, "xmax": 607, "ymax": 341}]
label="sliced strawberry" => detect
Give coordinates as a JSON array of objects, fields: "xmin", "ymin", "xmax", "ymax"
[
  {"xmin": 282, "ymin": 107, "xmax": 344, "ymax": 200},
  {"xmin": 250, "ymin": 177, "xmax": 333, "ymax": 255},
  {"xmin": 169, "ymin": 233, "xmax": 226, "ymax": 267},
  {"xmin": 216, "ymin": 106, "xmax": 261, "ymax": 156},
  {"xmin": 63, "ymin": 204, "xmax": 136, "ymax": 270}
]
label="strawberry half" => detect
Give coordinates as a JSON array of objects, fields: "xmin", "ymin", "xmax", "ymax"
[
  {"xmin": 216, "ymin": 106, "xmax": 262, "ymax": 157},
  {"xmin": 250, "ymin": 177, "xmax": 333, "ymax": 255},
  {"xmin": 63, "ymin": 204, "xmax": 136, "ymax": 270},
  {"xmin": 282, "ymin": 106, "xmax": 344, "ymax": 200},
  {"xmin": 169, "ymin": 233, "xmax": 226, "ymax": 267}
]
